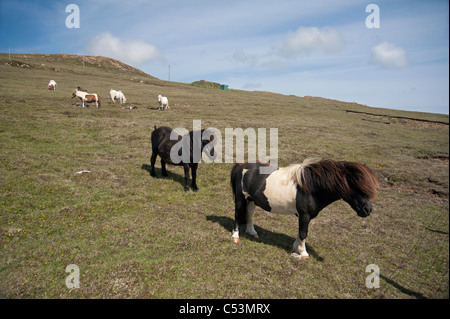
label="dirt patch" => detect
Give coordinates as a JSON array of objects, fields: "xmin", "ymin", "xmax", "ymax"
[
  {"xmin": 418, "ymin": 155, "xmax": 449, "ymax": 163},
  {"xmin": 346, "ymin": 110, "xmax": 449, "ymax": 129}
]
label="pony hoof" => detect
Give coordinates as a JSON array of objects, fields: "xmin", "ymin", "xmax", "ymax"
[
  {"xmin": 252, "ymin": 234, "xmax": 259, "ymax": 239},
  {"xmin": 290, "ymin": 253, "xmax": 309, "ymax": 260},
  {"xmin": 233, "ymin": 237, "xmax": 239, "ymax": 243}
]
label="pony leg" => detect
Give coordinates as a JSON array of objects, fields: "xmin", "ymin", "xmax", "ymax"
[
  {"xmin": 292, "ymin": 238, "xmax": 308, "ymax": 259},
  {"xmin": 245, "ymin": 201, "xmax": 258, "ymax": 239},
  {"xmin": 150, "ymin": 152, "xmax": 157, "ymax": 177},
  {"xmin": 232, "ymin": 197, "xmax": 247, "ymax": 243},
  {"xmin": 191, "ymin": 164, "xmax": 199, "ymax": 192},
  {"xmin": 232, "ymin": 226, "xmax": 240, "ymax": 243},
  {"xmin": 292, "ymin": 213, "xmax": 310, "ymax": 259},
  {"xmin": 161, "ymin": 159, "xmax": 168, "ymax": 177},
  {"xmin": 232, "ymin": 218, "xmax": 240, "ymax": 243},
  {"xmin": 183, "ymin": 164, "xmax": 190, "ymax": 192}
]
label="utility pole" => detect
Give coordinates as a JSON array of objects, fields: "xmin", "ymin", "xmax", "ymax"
[
  {"xmin": 9, "ymin": 48, "xmax": 11, "ymax": 61},
  {"xmin": 168, "ymin": 64, "xmax": 170, "ymax": 81}
]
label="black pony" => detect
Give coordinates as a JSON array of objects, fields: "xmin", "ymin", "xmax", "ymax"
[
  {"xmin": 150, "ymin": 125, "xmax": 215, "ymax": 192},
  {"xmin": 230, "ymin": 158, "xmax": 379, "ymax": 258}
]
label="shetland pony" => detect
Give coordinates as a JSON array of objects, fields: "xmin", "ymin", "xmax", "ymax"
[
  {"xmin": 72, "ymin": 89, "xmax": 102, "ymax": 108},
  {"xmin": 230, "ymin": 158, "xmax": 379, "ymax": 258},
  {"xmin": 157, "ymin": 95, "xmax": 170, "ymax": 110},
  {"xmin": 110, "ymin": 89, "xmax": 126, "ymax": 104},
  {"xmin": 150, "ymin": 125, "xmax": 215, "ymax": 192},
  {"xmin": 48, "ymin": 80, "xmax": 56, "ymax": 91}
]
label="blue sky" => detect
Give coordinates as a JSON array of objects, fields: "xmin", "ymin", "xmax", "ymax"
[{"xmin": 1, "ymin": 0, "xmax": 448, "ymax": 114}]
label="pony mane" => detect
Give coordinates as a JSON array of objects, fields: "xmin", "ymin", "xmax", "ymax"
[{"xmin": 290, "ymin": 158, "xmax": 379, "ymax": 200}]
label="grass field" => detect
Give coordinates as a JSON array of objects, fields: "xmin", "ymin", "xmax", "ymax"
[{"xmin": 0, "ymin": 53, "xmax": 448, "ymax": 299}]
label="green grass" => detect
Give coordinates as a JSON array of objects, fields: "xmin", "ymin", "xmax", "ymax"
[{"xmin": 0, "ymin": 53, "xmax": 448, "ymax": 299}]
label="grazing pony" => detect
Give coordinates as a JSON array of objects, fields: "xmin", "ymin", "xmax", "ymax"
[
  {"xmin": 110, "ymin": 89, "xmax": 127, "ymax": 104},
  {"xmin": 72, "ymin": 89, "xmax": 102, "ymax": 108},
  {"xmin": 48, "ymin": 80, "xmax": 56, "ymax": 91},
  {"xmin": 150, "ymin": 126, "xmax": 215, "ymax": 192},
  {"xmin": 230, "ymin": 158, "xmax": 379, "ymax": 259},
  {"xmin": 157, "ymin": 95, "xmax": 170, "ymax": 110}
]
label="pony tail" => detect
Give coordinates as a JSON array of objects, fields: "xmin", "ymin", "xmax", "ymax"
[{"xmin": 230, "ymin": 164, "xmax": 240, "ymax": 196}]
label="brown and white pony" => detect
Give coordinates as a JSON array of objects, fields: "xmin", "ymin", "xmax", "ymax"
[
  {"xmin": 230, "ymin": 158, "xmax": 379, "ymax": 259},
  {"xmin": 48, "ymin": 80, "xmax": 56, "ymax": 91},
  {"xmin": 72, "ymin": 89, "xmax": 102, "ymax": 108}
]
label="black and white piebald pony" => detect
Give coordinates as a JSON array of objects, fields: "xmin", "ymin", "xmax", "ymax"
[
  {"xmin": 230, "ymin": 158, "xmax": 379, "ymax": 259},
  {"xmin": 150, "ymin": 126, "xmax": 215, "ymax": 192}
]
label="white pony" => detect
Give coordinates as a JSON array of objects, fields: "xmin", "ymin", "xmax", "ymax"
[
  {"xmin": 158, "ymin": 94, "xmax": 170, "ymax": 110},
  {"xmin": 48, "ymin": 80, "xmax": 56, "ymax": 91},
  {"xmin": 110, "ymin": 89, "xmax": 127, "ymax": 104}
]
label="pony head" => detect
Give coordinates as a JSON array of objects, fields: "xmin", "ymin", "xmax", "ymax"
[
  {"xmin": 341, "ymin": 161, "xmax": 378, "ymax": 217},
  {"xmin": 295, "ymin": 158, "xmax": 379, "ymax": 218}
]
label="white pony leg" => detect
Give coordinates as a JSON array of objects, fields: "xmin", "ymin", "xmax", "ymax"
[
  {"xmin": 245, "ymin": 202, "xmax": 258, "ymax": 239},
  {"xmin": 232, "ymin": 230, "xmax": 239, "ymax": 243},
  {"xmin": 292, "ymin": 237, "xmax": 309, "ymax": 259}
]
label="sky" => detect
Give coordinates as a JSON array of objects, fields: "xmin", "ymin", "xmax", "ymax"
[{"xmin": 0, "ymin": 0, "xmax": 448, "ymax": 114}]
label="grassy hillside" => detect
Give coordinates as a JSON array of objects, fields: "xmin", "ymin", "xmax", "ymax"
[{"xmin": 0, "ymin": 53, "xmax": 448, "ymax": 299}]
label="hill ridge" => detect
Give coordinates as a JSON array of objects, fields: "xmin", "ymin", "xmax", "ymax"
[{"xmin": 2, "ymin": 52, "xmax": 157, "ymax": 79}]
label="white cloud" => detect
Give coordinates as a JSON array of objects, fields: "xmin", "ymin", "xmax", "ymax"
[
  {"xmin": 371, "ymin": 42, "xmax": 408, "ymax": 69},
  {"xmin": 280, "ymin": 26, "xmax": 344, "ymax": 57},
  {"xmin": 86, "ymin": 32, "xmax": 162, "ymax": 65},
  {"xmin": 230, "ymin": 49, "xmax": 258, "ymax": 66}
]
